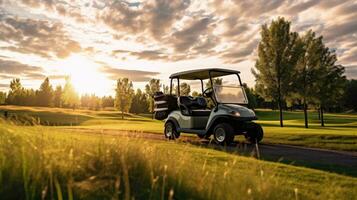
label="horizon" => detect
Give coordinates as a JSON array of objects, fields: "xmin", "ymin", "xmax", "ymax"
[{"xmin": 1, "ymin": 0, "xmax": 357, "ymax": 96}]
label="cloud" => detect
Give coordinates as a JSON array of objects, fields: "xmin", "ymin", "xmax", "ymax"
[
  {"xmin": 0, "ymin": 58, "xmax": 43, "ymax": 74},
  {"xmin": 0, "ymin": 59, "xmax": 71, "ymax": 82},
  {"xmin": 0, "ymin": 83, "xmax": 9, "ymax": 89},
  {"xmin": 0, "ymin": 16, "xmax": 81, "ymax": 58},
  {"xmin": 220, "ymin": 38, "xmax": 259, "ymax": 63},
  {"xmin": 99, "ymin": 65, "xmax": 160, "ymax": 82},
  {"xmin": 97, "ymin": 1, "xmax": 144, "ymax": 34},
  {"xmin": 339, "ymin": 48, "xmax": 357, "ymax": 64},
  {"xmin": 47, "ymin": 74, "xmax": 68, "ymax": 80},
  {"xmin": 323, "ymin": 15, "xmax": 357, "ymax": 42},
  {"xmin": 285, "ymin": 0, "xmax": 321, "ymax": 14},
  {"xmin": 345, "ymin": 65, "xmax": 357, "ymax": 79},
  {"xmin": 334, "ymin": 1, "xmax": 357, "ymax": 16},
  {"xmin": 0, "ymin": 74, "xmax": 13, "ymax": 79},
  {"xmin": 0, "ymin": 58, "xmax": 48, "ymax": 80},
  {"xmin": 112, "ymin": 49, "xmax": 168, "ymax": 59},
  {"xmin": 147, "ymin": 0, "xmax": 190, "ymax": 39},
  {"xmin": 171, "ymin": 17, "xmax": 214, "ymax": 52},
  {"xmin": 19, "ymin": 0, "xmax": 87, "ymax": 23},
  {"xmin": 19, "ymin": 0, "xmax": 55, "ymax": 9},
  {"xmin": 214, "ymin": 0, "xmax": 285, "ymax": 19},
  {"xmin": 1, "ymin": 0, "xmax": 357, "ymax": 85},
  {"xmin": 97, "ymin": 0, "xmax": 190, "ymax": 39}
]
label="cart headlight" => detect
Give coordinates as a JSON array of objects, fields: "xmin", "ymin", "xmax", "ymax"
[{"xmin": 230, "ymin": 111, "xmax": 240, "ymax": 117}]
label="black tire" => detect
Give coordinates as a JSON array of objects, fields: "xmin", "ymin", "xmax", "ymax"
[
  {"xmin": 164, "ymin": 122, "xmax": 180, "ymax": 140},
  {"xmin": 245, "ymin": 122, "xmax": 263, "ymax": 144},
  {"xmin": 213, "ymin": 123, "xmax": 234, "ymax": 145}
]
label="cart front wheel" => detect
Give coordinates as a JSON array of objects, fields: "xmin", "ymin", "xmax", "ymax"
[
  {"xmin": 245, "ymin": 122, "xmax": 263, "ymax": 144},
  {"xmin": 213, "ymin": 123, "xmax": 234, "ymax": 145}
]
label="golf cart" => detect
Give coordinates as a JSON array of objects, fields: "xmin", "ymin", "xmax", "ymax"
[{"xmin": 153, "ymin": 68, "xmax": 263, "ymax": 145}]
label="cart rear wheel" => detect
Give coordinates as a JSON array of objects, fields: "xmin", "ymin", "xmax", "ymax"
[
  {"xmin": 164, "ymin": 122, "xmax": 180, "ymax": 140},
  {"xmin": 213, "ymin": 123, "xmax": 234, "ymax": 145},
  {"xmin": 245, "ymin": 122, "xmax": 263, "ymax": 144}
]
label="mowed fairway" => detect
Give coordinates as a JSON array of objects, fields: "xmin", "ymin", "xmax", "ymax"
[
  {"xmin": 1, "ymin": 105, "xmax": 356, "ymax": 151},
  {"xmin": 1, "ymin": 119, "xmax": 357, "ymax": 199},
  {"xmin": 255, "ymin": 110, "xmax": 357, "ymax": 151}
]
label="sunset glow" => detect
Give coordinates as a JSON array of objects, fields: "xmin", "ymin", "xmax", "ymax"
[
  {"xmin": 0, "ymin": 0, "xmax": 356, "ymax": 96},
  {"xmin": 55, "ymin": 55, "xmax": 112, "ymax": 95}
]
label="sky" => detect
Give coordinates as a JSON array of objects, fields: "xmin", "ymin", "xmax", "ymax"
[{"xmin": 0, "ymin": 0, "xmax": 356, "ymax": 96}]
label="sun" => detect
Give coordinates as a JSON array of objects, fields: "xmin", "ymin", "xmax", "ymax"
[{"xmin": 58, "ymin": 54, "xmax": 111, "ymax": 96}]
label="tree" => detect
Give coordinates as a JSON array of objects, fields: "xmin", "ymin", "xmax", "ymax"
[
  {"xmin": 53, "ymin": 85, "xmax": 63, "ymax": 107},
  {"xmin": 115, "ymin": 78, "xmax": 134, "ymax": 119},
  {"xmin": 102, "ymin": 96, "xmax": 114, "ymax": 108},
  {"xmin": 37, "ymin": 77, "xmax": 54, "ymax": 107},
  {"xmin": 344, "ymin": 79, "xmax": 357, "ymax": 111},
  {"xmin": 24, "ymin": 89, "xmax": 37, "ymax": 106},
  {"xmin": 81, "ymin": 94, "xmax": 101, "ymax": 110},
  {"xmin": 145, "ymin": 79, "xmax": 161, "ymax": 113},
  {"xmin": 253, "ymin": 17, "xmax": 303, "ymax": 127},
  {"xmin": 242, "ymin": 84, "xmax": 257, "ymax": 109},
  {"xmin": 130, "ymin": 89, "xmax": 149, "ymax": 114},
  {"xmin": 62, "ymin": 77, "xmax": 79, "ymax": 109},
  {"xmin": 6, "ymin": 78, "xmax": 23, "ymax": 105},
  {"xmin": 179, "ymin": 82, "xmax": 191, "ymax": 96},
  {"xmin": 163, "ymin": 84, "xmax": 169, "ymax": 94},
  {"xmin": 0, "ymin": 92, "xmax": 6, "ymax": 105},
  {"xmin": 293, "ymin": 31, "xmax": 321, "ymax": 128},
  {"xmin": 191, "ymin": 91, "xmax": 200, "ymax": 97},
  {"xmin": 312, "ymin": 45, "xmax": 346, "ymax": 126}
]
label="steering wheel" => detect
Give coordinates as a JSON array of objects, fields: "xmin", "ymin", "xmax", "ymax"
[{"xmin": 203, "ymin": 87, "xmax": 213, "ymax": 98}]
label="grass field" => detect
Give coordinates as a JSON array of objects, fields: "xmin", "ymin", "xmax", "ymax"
[
  {"xmin": 1, "ymin": 105, "xmax": 356, "ymax": 151},
  {"xmin": 1, "ymin": 119, "xmax": 356, "ymax": 199}
]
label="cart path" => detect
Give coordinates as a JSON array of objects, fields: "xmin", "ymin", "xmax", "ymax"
[{"xmin": 64, "ymin": 128, "xmax": 357, "ymax": 176}]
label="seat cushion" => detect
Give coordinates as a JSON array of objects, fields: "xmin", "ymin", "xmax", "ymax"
[{"xmin": 191, "ymin": 110, "xmax": 211, "ymax": 116}]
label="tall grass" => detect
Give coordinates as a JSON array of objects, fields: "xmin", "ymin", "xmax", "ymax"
[{"xmin": 0, "ymin": 120, "xmax": 356, "ymax": 199}]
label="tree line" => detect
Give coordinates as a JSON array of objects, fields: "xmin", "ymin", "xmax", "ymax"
[
  {"xmin": 1, "ymin": 77, "xmax": 80, "ymax": 108},
  {"xmin": 0, "ymin": 76, "xmax": 160, "ymax": 116},
  {"xmin": 252, "ymin": 17, "xmax": 356, "ymax": 128}
]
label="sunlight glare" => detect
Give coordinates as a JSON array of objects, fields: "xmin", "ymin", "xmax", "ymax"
[{"xmin": 58, "ymin": 55, "xmax": 111, "ymax": 96}]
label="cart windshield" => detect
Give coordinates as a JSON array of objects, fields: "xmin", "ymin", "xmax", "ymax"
[
  {"xmin": 209, "ymin": 73, "xmax": 248, "ymax": 104},
  {"xmin": 213, "ymin": 85, "xmax": 248, "ymax": 104}
]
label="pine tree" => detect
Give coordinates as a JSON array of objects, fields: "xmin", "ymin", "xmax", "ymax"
[
  {"xmin": 37, "ymin": 77, "xmax": 54, "ymax": 107},
  {"xmin": 6, "ymin": 78, "xmax": 23, "ymax": 105}
]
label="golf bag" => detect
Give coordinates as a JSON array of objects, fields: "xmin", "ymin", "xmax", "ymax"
[{"xmin": 153, "ymin": 92, "xmax": 178, "ymax": 120}]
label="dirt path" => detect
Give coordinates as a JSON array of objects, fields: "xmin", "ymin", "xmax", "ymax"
[{"xmin": 64, "ymin": 128, "xmax": 357, "ymax": 177}]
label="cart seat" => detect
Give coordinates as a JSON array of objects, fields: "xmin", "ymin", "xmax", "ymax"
[{"xmin": 178, "ymin": 96, "xmax": 210, "ymax": 116}]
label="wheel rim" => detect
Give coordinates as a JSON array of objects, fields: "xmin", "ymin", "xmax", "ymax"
[
  {"xmin": 215, "ymin": 128, "xmax": 226, "ymax": 142},
  {"xmin": 165, "ymin": 124, "xmax": 173, "ymax": 138}
]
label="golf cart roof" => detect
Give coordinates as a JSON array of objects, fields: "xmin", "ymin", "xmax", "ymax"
[{"xmin": 169, "ymin": 68, "xmax": 240, "ymax": 80}]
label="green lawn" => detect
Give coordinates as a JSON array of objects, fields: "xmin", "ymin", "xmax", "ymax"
[
  {"xmin": 0, "ymin": 120, "xmax": 356, "ymax": 199},
  {"xmin": 254, "ymin": 110, "xmax": 357, "ymax": 151},
  {"xmin": 0, "ymin": 105, "xmax": 356, "ymax": 151}
]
